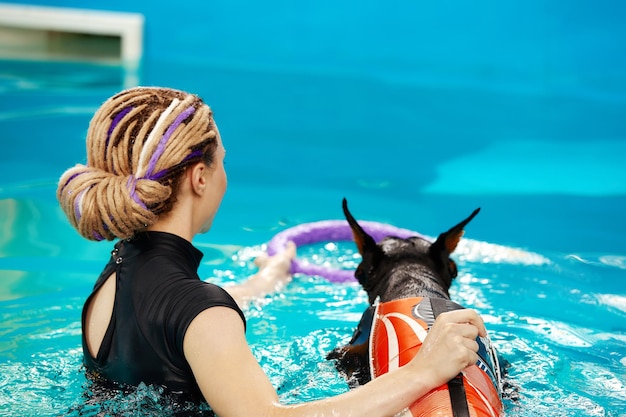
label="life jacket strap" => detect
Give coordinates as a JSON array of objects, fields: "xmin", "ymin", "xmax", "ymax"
[{"xmin": 430, "ymin": 298, "xmax": 471, "ymax": 417}]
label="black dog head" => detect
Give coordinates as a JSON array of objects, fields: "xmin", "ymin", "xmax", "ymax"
[{"xmin": 342, "ymin": 198, "xmax": 480, "ymax": 304}]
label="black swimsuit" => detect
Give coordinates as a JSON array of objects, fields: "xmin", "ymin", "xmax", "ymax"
[{"xmin": 81, "ymin": 231, "xmax": 246, "ymax": 403}]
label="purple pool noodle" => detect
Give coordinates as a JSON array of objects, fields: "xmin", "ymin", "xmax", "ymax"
[{"xmin": 267, "ymin": 220, "xmax": 425, "ymax": 283}]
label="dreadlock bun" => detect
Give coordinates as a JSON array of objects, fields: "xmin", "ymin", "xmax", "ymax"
[{"xmin": 57, "ymin": 87, "xmax": 217, "ymax": 241}]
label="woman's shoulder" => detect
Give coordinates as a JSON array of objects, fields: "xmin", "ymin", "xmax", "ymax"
[
  {"xmin": 148, "ymin": 277, "xmax": 246, "ymax": 333},
  {"xmin": 177, "ymin": 279, "xmax": 246, "ymax": 323}
]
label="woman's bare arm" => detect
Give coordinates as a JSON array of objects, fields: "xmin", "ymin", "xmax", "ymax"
[{"xmin": 184, "ymin": 306, "xmax": 485, "ymax": 417}]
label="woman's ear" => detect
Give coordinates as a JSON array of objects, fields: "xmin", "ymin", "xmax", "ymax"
[{"xmin": 188, "ymin": 162, "xmax": 208, "ymax": 196}]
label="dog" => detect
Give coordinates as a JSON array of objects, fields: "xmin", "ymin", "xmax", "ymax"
[{"xmin": 327, "ymin": 198, "xmax": 503, "ymax": 417}]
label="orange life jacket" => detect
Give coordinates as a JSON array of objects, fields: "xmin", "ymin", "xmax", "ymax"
[{"xmin": 369, "ymin": 297, "xmax": 503, "ymax": 417}]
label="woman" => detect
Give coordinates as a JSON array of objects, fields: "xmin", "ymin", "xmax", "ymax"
[{"xmin": 58, "ymin": 86, "xmax": 487, "ymax": 416}]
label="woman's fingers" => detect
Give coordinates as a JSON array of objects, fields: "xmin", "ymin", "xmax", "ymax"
[
  {"xmin": 408, "ymin": 308, "xmax": 488, "ymax": 386},
  {"xmin": 436, "ymin": 309, "xmax": 487, "ymax": 338},
  {"xmin": 453, "ymin": 322, "xmax": 480, "ymax": 342},
  {"xmin": 283, "ymin": 241, "xmax": 297, "ymax": 259},
  {"xmin": 460, "ymin": 333, "xmax": 480, "ymax": 355},
  {"xmin": 254, "ymin": 241, "xmax": 297, "ymax": 269},
  {"xmin": 254, "ymin": 253, "xmax": 269, "ymax": 268}
]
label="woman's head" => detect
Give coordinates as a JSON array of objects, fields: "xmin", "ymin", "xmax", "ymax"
[{"xmin": 57, "ymin": 86, "xmax": 219, "ymax": 241}]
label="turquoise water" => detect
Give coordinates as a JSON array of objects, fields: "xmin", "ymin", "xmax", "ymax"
[{"xmin": 1, "ymin": 60, "xmax": 625, "ymax": 416}]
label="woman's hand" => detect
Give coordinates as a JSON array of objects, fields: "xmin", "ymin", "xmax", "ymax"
[
  {"xmin": 225, "ymin": 241, "xmax": 296, "ymax": 307},
  {"xmin": 408, "ymin": 309, "xmax": 487, "ymax": 388},
  {"xmin": 254, "ymin": 240, "xmax": 297, "ymax": 286}
]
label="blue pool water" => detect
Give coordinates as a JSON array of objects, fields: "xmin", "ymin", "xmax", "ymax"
[{"xmin": 0, "ymin": 60, "xmax": 625, "ymax": 416}]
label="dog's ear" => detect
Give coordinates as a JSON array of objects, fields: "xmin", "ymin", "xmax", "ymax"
[
  {"xmin": 430, "ymin": 207, "xmax": 480, "ymax": 257},
  {"xmin": 429, "ymin": 208, "xmax": 479, "ymax": 284},
  {"xmin": 342, "ymin": 198, "xmax": 383, "ymax": 287},
  {"xmin": 342, "ymin": 198, "xmax": 378, "ymax": 255}
]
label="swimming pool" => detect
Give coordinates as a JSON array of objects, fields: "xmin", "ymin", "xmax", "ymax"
[{"xmin": 1, "ymin": 60, "xmax": 625, "ymax": 416}]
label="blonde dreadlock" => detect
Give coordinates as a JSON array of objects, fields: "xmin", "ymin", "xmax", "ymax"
[{"xmin": 57, "ymin": 87, "xmax": 218, "ymax": 241}]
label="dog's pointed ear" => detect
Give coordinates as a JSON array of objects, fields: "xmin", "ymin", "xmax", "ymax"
[
  {"xmin": 343, "ymin": 198, "xmax": 383, "ymax": 291},
  {"xmin": 431, "ymin": 208, "xmax": 480, "ymax": 255},
  {"xmin": 342, "ymin": 198, "xmax": 378, "ymax": 256}
]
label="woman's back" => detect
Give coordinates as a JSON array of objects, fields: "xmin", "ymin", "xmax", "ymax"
[{"xmin": 82, "ymin": 231, "xmax": 245, "ymax": 402}]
